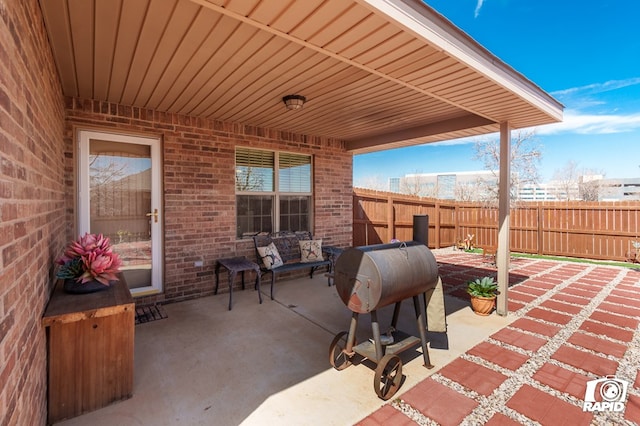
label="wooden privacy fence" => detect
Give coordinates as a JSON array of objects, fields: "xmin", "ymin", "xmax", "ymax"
[{"xmin": 353, "ymin": 188, "xmax": 640, "ymax": 262}]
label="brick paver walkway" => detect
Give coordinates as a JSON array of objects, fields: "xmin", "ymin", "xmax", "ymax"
[{"xmin": 357, "ymin": 252, "xmax": 640, "ymax": 425}]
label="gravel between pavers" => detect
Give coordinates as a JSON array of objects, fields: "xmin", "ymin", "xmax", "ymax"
[{"xmin": 391, "ymin": 255, "xmax": 640, "ymax": 425}]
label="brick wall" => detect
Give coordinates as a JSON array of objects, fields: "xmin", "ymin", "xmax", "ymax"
[
  {"xmin": 65, "ymin": 98, "xmax": 353, "ymax": 306},
  {"xmin": 0, "ymin": 0, "xmax": 353, "ymax": 421},
  {"xmin": 0, "ymin": 0, "xmax": 66, "ymax": 425}
]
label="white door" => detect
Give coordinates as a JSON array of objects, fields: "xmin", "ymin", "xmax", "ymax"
[{"xmin": 78, "ymin": 130, "xmax": 163, "ymax": 296}]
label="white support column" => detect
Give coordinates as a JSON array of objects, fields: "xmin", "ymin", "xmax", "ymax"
[{"xmin": 496, "ymin": 122, "xmax": 511, "ymax": 316}]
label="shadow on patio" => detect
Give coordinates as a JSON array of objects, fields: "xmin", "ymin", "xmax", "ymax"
[{"xmin": 55, "ymin": 252, "xmax": 640, "ymax": 425}]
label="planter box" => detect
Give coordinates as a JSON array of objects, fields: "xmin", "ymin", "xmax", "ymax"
[{"xmin": 42, "ymin": 275, "xmax": 134, "ymax": 424}]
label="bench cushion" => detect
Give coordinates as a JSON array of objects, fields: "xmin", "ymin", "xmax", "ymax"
[
  {"xmin": 300, "ymin": 239, "xmax": 322, "ymax": 263},
  {"xmin": 256, "ymin": 243, "xmax": 283, "ymax": 269}
]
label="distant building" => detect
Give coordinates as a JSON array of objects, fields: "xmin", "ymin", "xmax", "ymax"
[
  {"xmin": 599, "ymin": 178, "xmax": 640, "ymax": 201},
  {"xmin": 388, "ymin": 177, "xmax": 401, "ymax": 193},
  {"xmin": 388, "ymin": 172, "xmax": 640, "ymax": 202},
  {"xmin": 517, "ymin": 181, "xmax": 580, "ymax": 201},
  {"xmin": 517, "ymin": 175, "xmax": 640, "ymax": 202},
  {"xmin": 517, "ymin": 184, "xmax": 560, "ymax": 201},
  {"xmin": 389, "ymin": 171, "xmax": 497, "ymax": 200}
]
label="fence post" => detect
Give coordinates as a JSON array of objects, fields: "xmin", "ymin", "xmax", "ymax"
[
  {"xmin": 435, "ymin": 201, "xmax": 441, "ymax": 248},
  {"xmin": 454, "ymin": 204, "xmax": 459, "ymax": 246},
  {"xmin": 387, "ymin": 195, "xmax": 394, "ymax": 242},
  {"xmin": 537, "ymin": 205, "xmax": 543, "ymax": 255}
]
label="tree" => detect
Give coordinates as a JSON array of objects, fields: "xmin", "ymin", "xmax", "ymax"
[
  {"xmin": 551, "ymin": 161, "xmax": 607, "ymax": 201},
  {"xmin": 353, "ymin": 175, "xmax": 389, "ymax": 191},
  {"xmin": 551, "ymin": 160, "xmax": 580, "ymax": 200},
  {"xmin": 473, "ymin": 129, "xmax": 542, "ymax": 203},
  {"xmin": 400, "ymin": 173, "xmax": 438, "ymax": 197},
  {"xmin": 235, "ymin": 166, "xmax": 265, "ymax": 191},
  {"xmin": 454, "ymin": 179, "xmax": 486, "ymax": 201},
  {"xmin": 579, "ymin": 170, "xmax": 606, "ymax": 201},
  {"xmin": 89, "ymin": 154, "xmax": 128, "ymax": 217}
]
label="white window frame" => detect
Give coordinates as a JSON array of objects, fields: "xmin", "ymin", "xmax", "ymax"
[
  {"xmin": 235, "ymin": 147, "xmax": 313, "ymax": 237},
  {"xmin": 78, "ymin": 130, "xmax": 164, "ymax": 296}
]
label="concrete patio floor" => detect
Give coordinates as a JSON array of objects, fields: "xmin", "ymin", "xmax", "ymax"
[{"xmin": 55, "ymin": 251, "xmax": 640, "ymax": 425}]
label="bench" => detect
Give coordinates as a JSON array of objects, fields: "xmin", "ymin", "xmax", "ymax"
[{"xmin": 253, "ymin": 231, "xmax": 331, "ymax": 300}]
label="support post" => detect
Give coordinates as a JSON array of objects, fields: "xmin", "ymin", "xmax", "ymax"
[{"xmin": 496, "ymin": 122, "xmax": 511, "ymax": 316}]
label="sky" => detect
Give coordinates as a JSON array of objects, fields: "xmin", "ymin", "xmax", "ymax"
[{"xmin": 353, "ymin": 0, "xmax": 640, "ymax": 188}]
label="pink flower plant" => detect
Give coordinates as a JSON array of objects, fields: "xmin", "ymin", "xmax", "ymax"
[{"xmin": 57, "ymin": 233, "xmax": 122, "ymax": 286}]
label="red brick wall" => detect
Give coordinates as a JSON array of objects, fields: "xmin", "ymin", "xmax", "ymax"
[
  {"xmin": 1, "ymin": 0, "xmax": 352, "ymax": 421},
  {"xmin": 65, "ymin": 99, "xmax": 353, "ymax": 306},
  {"xmin": 0, "ymin": 0, "xmax": 66, "ymax": 424}
]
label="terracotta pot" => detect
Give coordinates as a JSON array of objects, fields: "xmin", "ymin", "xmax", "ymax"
[{"xmin": 470, "ymin": 295, "xmax": 496, "ymax": 316}]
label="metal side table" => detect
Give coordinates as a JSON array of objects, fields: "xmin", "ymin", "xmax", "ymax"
[{"xmin": 215, "ymin": 256, "xmax": 262, "ymax": 310}]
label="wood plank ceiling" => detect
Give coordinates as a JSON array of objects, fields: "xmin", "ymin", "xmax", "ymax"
[{"xmin": 39, "ymin": 0, "xmax": 563, "ymax": 153}]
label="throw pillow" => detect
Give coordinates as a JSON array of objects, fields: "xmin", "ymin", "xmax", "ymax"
[
  {"xmin": 300, "ymin": 239, "xmax": 322, "ymax": 263},
  {"xmin": 257, "ymin": 243, "xmax": 283, "ymax": 270}
]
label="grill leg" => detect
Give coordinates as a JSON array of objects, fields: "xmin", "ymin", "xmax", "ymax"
[
  {"xmin": 347, "ymin": 312, "xmax": 359, "ymax": 352},
  {"xmin": 391, "ymin": 301, "xmax": 401, "ymax": 329},
  {"xmin": 371, "ymin": 310, "xmax": 383, "ymax": 363},
  {"xmin": 414, "ymin": 295, "xmax": 433, "ymax": 368}
]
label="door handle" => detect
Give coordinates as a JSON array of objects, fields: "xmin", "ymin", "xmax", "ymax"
[{"xmin": 146, "ymin": 208, "xmax": 159, "ymax": 223}]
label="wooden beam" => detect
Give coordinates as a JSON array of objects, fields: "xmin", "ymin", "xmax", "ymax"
[{"xmin": 345, "ymin": 114, "xmax": 495, "ymax": 152}]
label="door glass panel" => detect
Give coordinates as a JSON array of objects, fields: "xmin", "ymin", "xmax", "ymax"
[{"xmin": 89, "ymin": 140, "xmax": 152, "ymax": 289}]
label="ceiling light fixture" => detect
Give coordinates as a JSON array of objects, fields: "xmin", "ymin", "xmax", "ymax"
[{"xmin": 282, "ymin": 94, "xmax": 306, "ymax": 110}]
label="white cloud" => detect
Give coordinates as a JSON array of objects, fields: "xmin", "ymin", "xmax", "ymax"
[
  {"xmin": 551, "ymin": 78, "xmax": 640, "ymax": 98},
  {"xmin": 474, "ymin": 0, "xmax": 485, "ymax": 18},
  {"xmin": 537, "ymin": 109, "xmax": 640, "ymax": 135},
  {"xmin": 551, "ymin": 77, "xmax": 640, "ymax": 111},
  {"xmin": 409, "ymin": 78, "xmax": 640, "ymax": 142},
  {"xmin": 428, "ymin": 108, "xmax": 640, "ymax": 141},
  {"xmin": 535, "ymin": 77, "xmax": 640, "ymax": 135}
]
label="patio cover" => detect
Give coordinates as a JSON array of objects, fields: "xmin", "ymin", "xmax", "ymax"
[
  {"xmin": 39, "ymin": 0, "xmax": 564, "ymax": 314},
  {"xmin": 39, "ymin": 0, "xmax": 562, "ymax": 152}
]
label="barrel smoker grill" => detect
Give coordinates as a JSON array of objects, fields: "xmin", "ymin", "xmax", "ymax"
[{"xmin": 329, "ymin": 241, "xmax": 441, "ymax": 400}]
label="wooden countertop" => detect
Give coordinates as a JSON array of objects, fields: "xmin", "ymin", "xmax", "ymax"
[{"xmin": 42, "ymin": 274, "xmax": 134, "ymax": 326}]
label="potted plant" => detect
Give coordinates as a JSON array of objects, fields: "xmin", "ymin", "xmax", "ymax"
[
  {"xmin": 467, "ymin": 276, "xmax": 498, "ymax": 316},
  {"xmin": 56, "ymin": 233, "xmax": 122, "ymax": 294}
]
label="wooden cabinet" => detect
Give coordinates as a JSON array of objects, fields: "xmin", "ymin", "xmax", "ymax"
[{"xmin": 42, "ymin": 276, "xmax": 134, "ymax": 424}]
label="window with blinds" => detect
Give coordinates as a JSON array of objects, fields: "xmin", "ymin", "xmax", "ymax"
[
  {"xmin": 279, "ymin": 153, "xmax": 311, "ymax": 193},
  {"xmin": 235, "ymin": 148, "xmax": 312, "ymax": 238},
  {"xmin": 235, "ymin": 148, "xmax": 274, "ymax": 192}
]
